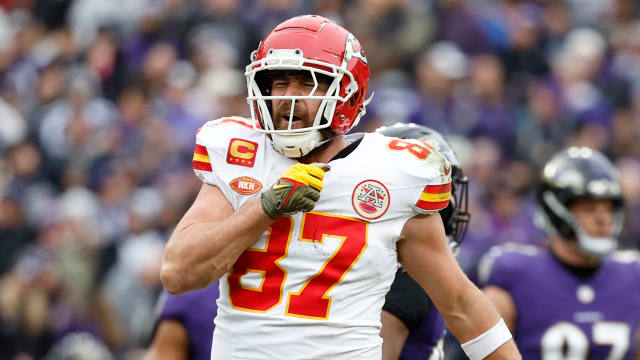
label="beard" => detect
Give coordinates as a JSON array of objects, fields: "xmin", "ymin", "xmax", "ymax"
[{"xmin": 272, "ymin": 102, "xmax": 311, "ymax": 130}]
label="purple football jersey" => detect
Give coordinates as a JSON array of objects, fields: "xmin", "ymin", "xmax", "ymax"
[
  {"xmin": 481, "ymin": 245, "xmax": 640, "ymax": 360},
  {"xmin": 158, "ymin": 282, "xmax": 220, "ymax": 360},
  {"xmin": 400, "ymin": 305, "xmax": 446, "ymax": 360}
]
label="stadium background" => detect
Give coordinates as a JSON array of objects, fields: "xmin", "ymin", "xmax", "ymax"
[{"xmin": 0, "ymin": 0, "xmax": 639, "ymax": 358}]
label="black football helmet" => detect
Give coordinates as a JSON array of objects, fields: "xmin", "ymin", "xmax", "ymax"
[
  {"xmin": 537, "ymin": 146, "xmax": 624, "ymax": 257},
  {"xmin": 375, "ymin": 123, "xmax": 470, "ymax": 252}
]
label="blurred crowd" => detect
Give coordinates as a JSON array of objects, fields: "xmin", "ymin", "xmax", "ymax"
[{"xmin": 0, "ymin": 0, "xmax": 639, "ymax": 358}]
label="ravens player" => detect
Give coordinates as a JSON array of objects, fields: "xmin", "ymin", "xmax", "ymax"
[
  {"xmin": 143, "ymin": 282, "xmax": 219, "ymax": 360},
  {"xmin": 481, "ymin": 147, "xmax": 640, "ymax": 359}
]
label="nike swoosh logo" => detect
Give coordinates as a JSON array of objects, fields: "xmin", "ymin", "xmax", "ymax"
[{"xmin": 272, "ymin": 184, "xmax": 290, "ymax": 190}]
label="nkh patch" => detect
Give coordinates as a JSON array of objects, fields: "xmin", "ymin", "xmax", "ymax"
[
  {"xmin": 351, "ymin": 180, "xmax": 390, "ymax": 220},
  {"xmin": 227, "ymin": 138, "xmax": 258, "ymax": 167},
  {"xmin": 230, "ymin": 177, "xmax": 263, "ymax": 195}
]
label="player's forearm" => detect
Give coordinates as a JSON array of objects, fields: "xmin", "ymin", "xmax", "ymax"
[
  {"xmin": 440, "ymin": 283, "xmax": 521, "ymax": 359},
  {"xmin": 484, "ymin": 341, "xmax": 521, "ymax": 360},
  {"xmin": 439, "ymin": 282, "xmax": 499, "ymax": 341},
  {"xmin": 161, "ymin": 199, "xmax": 273, "ymax": 294}
]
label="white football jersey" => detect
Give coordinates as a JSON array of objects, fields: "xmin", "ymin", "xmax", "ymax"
[{"xmin": 192, "ymin": 117, "xmax": 452, "ymax": 360}]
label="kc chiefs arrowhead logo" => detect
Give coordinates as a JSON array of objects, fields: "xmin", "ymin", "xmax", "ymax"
[
  {"xmin": 352, "ymin": 180, "xmax": 390, "ymax": 220},
  {"xmin": 227, "ymin": 138, "xmax": 258, "ymax": 167}
]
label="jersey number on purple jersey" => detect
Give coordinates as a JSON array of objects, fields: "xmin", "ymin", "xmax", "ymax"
[{"xmin": 540, "ymin": 322, "xmax": 630, "ymax": 359}]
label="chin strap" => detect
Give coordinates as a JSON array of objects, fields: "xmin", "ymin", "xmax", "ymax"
[
  {"xmin": 270, "ymin": 91, "xmax": 374, "ymax": 158},
  {"xmin": 272, "ymin": 130, "xmax": 325, "ymax": 158},
  {"xmin": 575, "ymin": 231, "xmax": 618, "ymax": 257}
]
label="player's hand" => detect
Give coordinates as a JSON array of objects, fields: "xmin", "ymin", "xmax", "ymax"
[{"xmin": 261, "ymin": 163, "xmax": 330, "ymax": 219}]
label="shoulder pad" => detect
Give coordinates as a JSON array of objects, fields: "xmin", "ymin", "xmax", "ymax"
[
  {"xmin": 373, "ymin": 133, "xmax": 453, "ymax": 213},
  {"xmin": 610, "ymin": 250, "xmax": 640, "ymax": 264},
  {"xmin": 212, "ymin": 116, "xmax": 260, "ymax": 129},
  {"xmin": 370, "ymin": 132, "xmax": 450, "ymax": 180},
  {"xmin": 197, "ymin": 117, "xmax": 260, "ymax": 148},
  {"xmin": 499, "ymin": 242, "xmax": 542, "ymax": 256},
  {"xmin": 477, "ymin": 243, "xmax": 541, "ymax": 285},
  {"xmin": 193, "ymin": 117, "xmax": 262, "ymax": 184},
  {"xmin": 411, "ymin": 150, "xmax": 453, "ymax": 213},
  {"xmin": 201, "ymin": 116, "xmax": 258, "ymax": 132}
]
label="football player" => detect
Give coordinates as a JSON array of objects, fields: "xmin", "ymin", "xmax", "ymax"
[
  {"xmin": 481, "ymin": 146, "xmax": 640, "ymax": 359},
  {"xmin": 161, "ymin": 15, "xmax": 520, "ymax": 359},
  {"xmin": 143, "ymin": 282, "xmax": 219, "ymax": 360},
  {"xmin": 376, "ymin": 123, "xmax": 470, "ymax": 360}
]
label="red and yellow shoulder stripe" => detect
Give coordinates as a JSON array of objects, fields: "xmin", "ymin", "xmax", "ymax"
[
  {"xmin": 193, "ymin": 144, "xmax": 212, "ymax": 172},
  {"xmin": 415, "ymin": 182, "xmax": 451, "ymax": 211}
]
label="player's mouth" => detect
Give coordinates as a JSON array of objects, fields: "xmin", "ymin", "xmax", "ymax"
[{"xmin": 277, "ymin": 115, "xmax": 305, "ymax": 129}]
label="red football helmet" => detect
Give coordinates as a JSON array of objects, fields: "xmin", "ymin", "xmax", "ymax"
[{"xmin": 245, "ymin": 15, "xmax": 371, "ymax": 157}]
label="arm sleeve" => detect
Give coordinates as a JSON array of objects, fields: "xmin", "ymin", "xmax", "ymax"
[
  {"xmin": 159, "ymin": 291, "xmax": 189, "ymax": 322},
  {"xmin": 383, "ymin": 269, "xmax": 433, "ymax": 330},
  {"xmin": 147, "ymin": 290, "xmax": 188, "ymax": 345}
]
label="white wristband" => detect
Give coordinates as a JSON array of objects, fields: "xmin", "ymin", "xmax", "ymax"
[{"xmin": 461, "ymin": 318, "xmax": 512, "ymax": 360}]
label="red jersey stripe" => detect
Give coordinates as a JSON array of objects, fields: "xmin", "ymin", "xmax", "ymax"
[
  {"xmin": 194, "ymin": 144, "xmax": 209, "ymax": 156},
  {"xmin": 415, "ymin": 199, "xmax": 450, "ymax": 211},
  {"xmin": 422, "ymin": 183, "xmax": 452, "ymax": 194},
  {"xmin": 193, "ymin": 160, "xmax": 213, "ymax": 172}
]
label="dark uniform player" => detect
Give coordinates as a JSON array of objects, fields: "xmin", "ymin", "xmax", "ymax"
[
  {"xmin": 377, "ymin": 123, "xmax": 470, "ymax": 360},
  {"xmin": 481, "ymin": 147, "xmax": 640, "ymax": 359},
  {"xmin": 144, "ymin": 282, "xmax": 219, "ymax": 360}
]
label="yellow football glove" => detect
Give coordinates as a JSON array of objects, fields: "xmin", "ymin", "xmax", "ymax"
[{"xmin": 261, "ymin": 163, "xmax": 329, "ymax": 219}]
